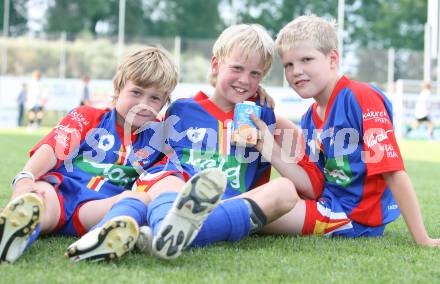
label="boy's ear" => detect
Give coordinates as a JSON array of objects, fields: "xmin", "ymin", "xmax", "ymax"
[
  {"xmin": 111, "ymin": 91, "xmax": 119, "ymax": 106},
  {"xmin": 329, "ymin": 49, "xmax": 339, "ymax": 69},
  {"xmin": 211, "ymin": 56, "xmax": 219, "ymax": 75}
]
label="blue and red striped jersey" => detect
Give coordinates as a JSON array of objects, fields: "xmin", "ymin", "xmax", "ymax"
[
  {"xmin": 164, "ymin": 91, "xmax": 276, "ymax": 197},
  {"xmin": 30, "ymin": 106, "xmax": 168, "ymax": 196},
  {"xmin": 299, "ymin": 76, "xmax": 404, "ymax": 226}
]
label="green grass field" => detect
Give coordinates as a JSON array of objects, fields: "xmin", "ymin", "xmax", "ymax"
[{"xmin": 0, "ymin": 128, "xmax": 439, "ymax": 283}]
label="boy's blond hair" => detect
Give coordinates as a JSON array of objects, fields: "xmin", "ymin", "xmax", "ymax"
[
  {"xmin": 276, "ymin": 15, "xmax": 338, "ymax": 56},
  {"xmin": 210, "ymin": 24, "xmax": 274, "ymax": 86},
  {"xmin": 113, "ymin": 46, "xmax": 178, "ymax": 101}
]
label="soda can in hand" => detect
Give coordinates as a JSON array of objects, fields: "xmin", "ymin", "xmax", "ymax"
[{"xmin": 231, "ymin": 101, "xmax": 262, "ymax": 147}]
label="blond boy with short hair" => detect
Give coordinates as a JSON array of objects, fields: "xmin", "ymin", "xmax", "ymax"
[
  {"xmin": 0, "ymin": 46, "xmax": 227, "ymax": 263},
  {"xmin": 252, "ymin": 15, "xmax": 440, "ymax": 246},
  {"xmin": 134, "ymin": 24, "xmax": 299, "ymax": 260}
]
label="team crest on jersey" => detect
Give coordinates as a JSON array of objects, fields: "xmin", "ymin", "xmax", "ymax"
[
  {"xmin": 323, "ymin": 156, "xmax": 353, "ymax": 187},
  {"xmin": 98, "ymin": 134, "xmax": 115, "ymax": 151},
  {"xmin": 186, "ymin": 127, "xmax": 206, "ymax": 143}
]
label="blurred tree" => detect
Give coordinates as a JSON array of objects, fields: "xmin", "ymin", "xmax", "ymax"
[
  {"xmin": 40, "ymin": 0, "xmax": 430, "ymax": 51},
  {"xmin": 45, "ymin": 0, "xmax": 115, "ymax": 38},
  {"xmin": 234, "ymin": 0, "xmax": 426, "ymax": 51},
  {"xmin": 0, "ymin": 0, "xmax": 28, "ymax": 35},
  {"xmin": 346, "ymin": 0, "xmax": 426, "ymax": 50},
  {"xmin": 174, "ymin": 0, "xmax": 223, "ymax": 38},
  {"xmin": 142, "ymin": 0, "xmax": 224, "ymax": 38},
  {"xmin": 44, "ymin": 0, "xmax": 146, "ymax": 39},
  {"xmin": 44, "ymin": 0, "xmax": 223, "ymax": 40},
  {"xmin": 235, "ymin": 0, "xmax": 337, "ymax": 36}
]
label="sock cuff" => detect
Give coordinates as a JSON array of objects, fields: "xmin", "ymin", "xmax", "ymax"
[
  {"xmin": 146, "ymin": 192, "xmax": 178, "ymax": 224},
  {"xmin": 114, "ymin": 197, "xmax": 145, "ymax": 208},
  {"xmin": 242, "ymin": 198, "xmax": 267, "ymax": 233},
  {"xmin": 114, "ymin": 197, "xmax": 148, "ymax": 226},
  {"xmin": 148, "ymin": 192, "xmax": 178, "ymax": 210}
]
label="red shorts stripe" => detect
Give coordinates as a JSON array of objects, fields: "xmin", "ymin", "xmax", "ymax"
[
  {"xmin": 71, "ymin": 202, "xmax": 89, "ymax": 236},
  {"xmin": 301, "ymin": 199, "xmax": 351, "ymax": 236},
  {"xmin": 302, "ymin": 200, "xmax": 318, "ymax": 235}
]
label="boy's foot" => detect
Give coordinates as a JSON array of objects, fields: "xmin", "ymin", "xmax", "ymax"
[
  {"xmin": 0, "ymin": 193, "xmax": 43, "ymax": 263},
  {"xmin": 65, "ymin": 216, "xmax": 139, "ymax": 262},
  {"xmin": 152, "ymin": 168, "xmax": 227, "ymax": 260}
]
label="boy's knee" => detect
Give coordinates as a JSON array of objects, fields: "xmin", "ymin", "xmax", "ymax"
[
  {"xmin": 117, "ymin": 191, "xmax": 150, "ymax": 204},
  {"xmin": 272, "ymin": 177, "xmax": 298, "ymax": 211}
]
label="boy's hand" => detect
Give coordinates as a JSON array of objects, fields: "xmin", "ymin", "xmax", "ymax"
[
  {"xmin": 251, "ymin": 114, "xmax": 277, "ymax": 161},
  {"xmin": 12, "ymin": 178, "xmax": 39, "ymax": 199},
  {"xmin": 255, "ymin": 86, "xmax": 275, "ymax": 108}
]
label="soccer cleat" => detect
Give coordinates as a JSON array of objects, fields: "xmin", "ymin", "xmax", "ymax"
[
  {"xmin": 135, "ymin": 225, "xmax": 153, "ymax": 255},
  {"xmin": 152, "ymin": 168, "xmax": 227, "ymax": 260},
  {"xmin": 65, "ymin": 216, "xmax": 139, "ymax": 262},
  {"xmin": 0, "ymin": 193, "xmax": 43, "ymax": 263}
]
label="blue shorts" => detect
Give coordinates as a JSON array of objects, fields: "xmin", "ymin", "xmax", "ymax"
[
  {"xmin": 302, "ymin": 194, "xmax": 387, "ymax": 238},
  {"xmin": 41, "ymin": 172, "xmax": 116, "ymax": 236}
]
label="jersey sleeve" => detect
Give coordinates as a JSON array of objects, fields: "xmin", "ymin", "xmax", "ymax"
[
  {"xmin": 298, "ymin": 112, "xmax": 325, "ymax": 197},
  {"xmin": 29, "ymin": 106, "xmax": 108, "ymax": 168},
  {"xmin": 349, "ymin": 83, "xmax": 404, "ymax": 176},
  {"xmin": 297, "ymin": 153, "xmax": 325, "ymax": 198}
]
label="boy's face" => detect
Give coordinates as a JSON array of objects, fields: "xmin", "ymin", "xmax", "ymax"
[
  {"xmin": 114, "ymin": 81, "xmax": 168, "ymax": 129},
  {"xmin": 280, "ymin": 40, "xmax": 338, "ymax": 101},
  {"xmin": 211, "ymin": 49, "xmax": 264, "ymax": 107}
]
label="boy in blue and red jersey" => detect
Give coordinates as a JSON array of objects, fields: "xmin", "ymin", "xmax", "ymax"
[
  {"xmin": 133, "ymin": 24, "xmax": 299, "ymax": 260},
  {"xmin": 252, "ymin": 15, "xmax": 440, "ymax": 245},
  {"xmin": 0, "ymin": 47, "xmax": 224, "ymax": 263}
]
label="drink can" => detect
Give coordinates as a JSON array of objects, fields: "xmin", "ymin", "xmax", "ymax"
[{"xmin": 231, "ymin": 101, "xmax": 262, "ymax": 146}]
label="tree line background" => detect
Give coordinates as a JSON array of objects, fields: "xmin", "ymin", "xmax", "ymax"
[
  {"xmin": 0, "ymin": 0, "xmax": 428, "ymax": 84},
  {"xmin": 1, "ymin": 0, "xmax": 426, "ymax": 50}
]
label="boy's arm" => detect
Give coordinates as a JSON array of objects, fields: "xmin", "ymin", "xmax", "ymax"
[
  {"xmin": 274, "ymin": 115, "xmax": 304, "ymax": 163},
  {"xmin": 255, "ymin": 85, "xmax": 275, "ymax": 108},
  {"xmin": 253, "ymin": 115, "xmax": 317, "ymax": 199},
  {"xmin": 383, "ymin": 170, "xmax": 440, "ymax": 247},
  {"xmin": 13, "ymin": 106, "xmax": 107, "ymax": 198},
  {"xmin": 267, "ymin": 141, "xmax": 316, "ymax": 199},
  {"xmin": 12, "ymin": 144, "xmax": 57, "ymax": 198},
  {"xmin": 30, "ymin": 106, "xmax": 107, "ymax": 166}
]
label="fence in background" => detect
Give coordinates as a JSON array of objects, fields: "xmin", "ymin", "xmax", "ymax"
[
  {"xmin": 1, "ymin": 34, "xmax": 437, "ymax": 137},
  {"xmin": 0, "ymin": 34, "xmax": 426, "ymax": 86}
]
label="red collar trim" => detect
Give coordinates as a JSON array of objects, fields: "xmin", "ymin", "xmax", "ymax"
[
  {"xmin": 115, "ymin": 123, "xmax": 137, "ymax": 144},
  {"xmin": 196, "ymin": 91, "xmax": 234, "ymax": 122},
  {"xmin": 194, "ymin": 91, "xmax": 209, "ymax": 102},
  {"xmin": 312, "ymin": 75, "xmax": 350, "ymax": 128}
]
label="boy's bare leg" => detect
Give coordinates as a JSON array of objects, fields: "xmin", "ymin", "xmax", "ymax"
[
  {"xmin": 261, "ymin": 199, "xmax": 306, "ymax": 235},
  {"xmin": 146, "ymin": 175, "xmax": 185, "ymax": 200},
  {"xmin": 29, "ymin": 181, "xmax": 61, "ymax": 233},
  {"xmin": 236, "ymin": 177, "xmax": 298, "ymax": 224},
  {"xmin": 0, "ymin": 181, "xmax": 61, "ymax": 263},
  {"xmin": 427, "ymin": 121, "xmax": 435, "ymax": 139},
  {"xmin": 78, "ymin": 191, "xmax": 150, "ymax": 231}
]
